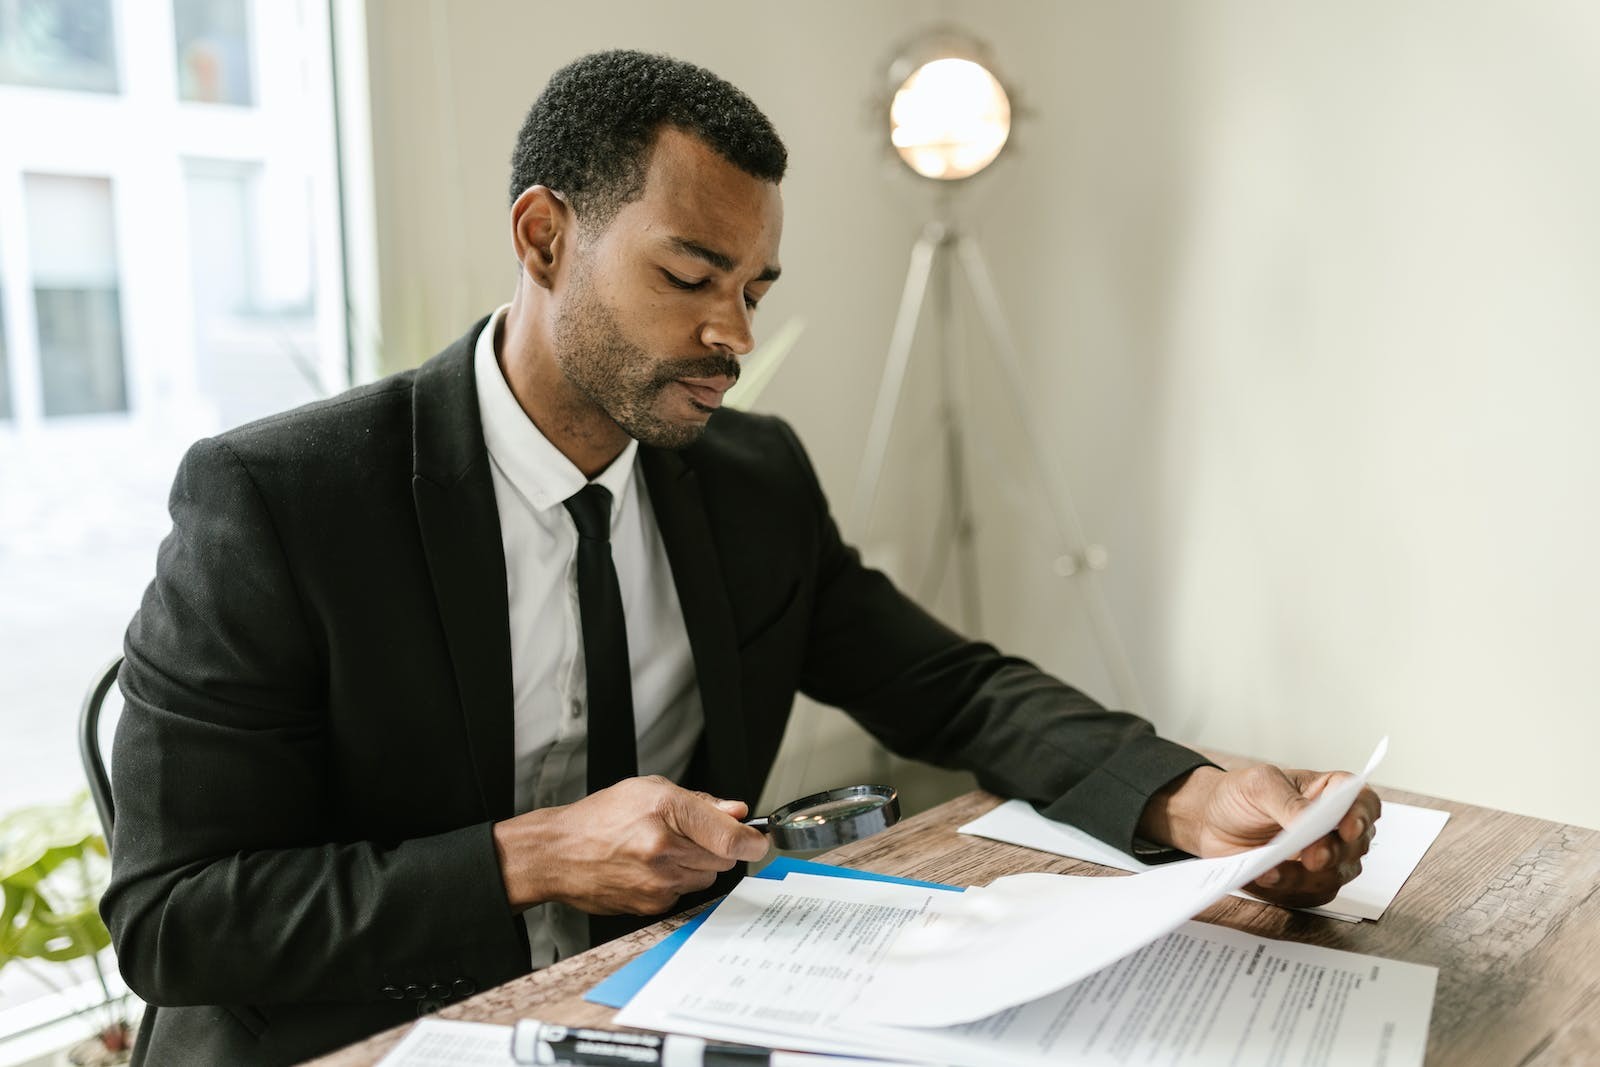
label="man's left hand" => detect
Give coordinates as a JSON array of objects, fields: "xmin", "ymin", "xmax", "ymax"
[{"xmin": 1138, "ymin": 764, "xmax": 1381, "ymax": 909}]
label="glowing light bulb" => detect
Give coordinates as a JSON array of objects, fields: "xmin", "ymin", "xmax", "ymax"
[{"xmin": 889, "ymin": 56, "xmax": 1011, "ymax": 180}]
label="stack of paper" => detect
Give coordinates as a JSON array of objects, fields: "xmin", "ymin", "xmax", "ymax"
[
  {"xmin": 615, "ymin": 738, "xmax": 1440, "ymax": 1066},
  {"xmin": 618, "ymin": 875, "xmax": 1436, "ymax": 1065}
]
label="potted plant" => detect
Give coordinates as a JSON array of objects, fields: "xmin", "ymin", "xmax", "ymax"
[{"xmin": 0, "ymin": 793, "xmax": 133, "ymax": 1066}]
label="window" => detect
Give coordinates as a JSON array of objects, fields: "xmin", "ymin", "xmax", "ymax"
[
  {"xmin": 0, "ymin": 0, "xmax": 119, "ymax": 94},
  {"xmin": 25, "ymin": 174, "xmax": 127, "ymax": 417},
  {"xmin": 0, "ymin": 0, "xmax": 349, "ymax": 1039},
  {"xmin": 185, "ymin": 159, "xmax": 325, "ymax": 428},
  {"xmin": 173, "ymin": 0, "xmax": 252, "ymax": 106}
]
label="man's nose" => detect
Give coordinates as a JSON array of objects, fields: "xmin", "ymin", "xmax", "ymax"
[{"xmin": 699, "ymin": 294, "xmax": 755, "ymax": 357}]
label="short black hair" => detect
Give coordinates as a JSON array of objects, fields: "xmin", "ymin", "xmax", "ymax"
[{"xmin": 508, "ymin": 50, "xmax": 788, "ymax": 229}]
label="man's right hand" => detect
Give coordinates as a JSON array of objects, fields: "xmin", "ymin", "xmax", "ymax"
[{"xmin": 491, "ymin": 776, "xmax": 770, "ymax": 916}]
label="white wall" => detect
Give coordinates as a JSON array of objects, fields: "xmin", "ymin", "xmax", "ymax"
[
  {"xmin": 965, "ymin": 1, "xmax": 1600, "ymax": 828},
  {"xmin": 362, "ymin": 1, "xmax": 1600, "ymax": 828}
]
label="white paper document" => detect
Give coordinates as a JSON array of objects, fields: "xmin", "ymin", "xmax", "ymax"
[
  {"xmin": 861, "ymin": 736, "xmax": 1390, "ymax": 1024},
  {"xmin": 620, "ymin": 738, "xmax": 1435, "ymax": 1064},
  {"xmin": 375, "ymin": 1018, "xmax": 515, "ymax": 1067},
  {"xmin": 959, "ymin": 797, "xmax": 1450, "ymax": 923},
  {"xmin": 617, "ymin": 872, "xmax": 1436, "ymax": 1066}
]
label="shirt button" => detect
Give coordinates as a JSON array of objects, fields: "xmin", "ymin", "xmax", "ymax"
[{"xmin": 570, "ymin": 700, "xmax": 582, "ymax": 719}]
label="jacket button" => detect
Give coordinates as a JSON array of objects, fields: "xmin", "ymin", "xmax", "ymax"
[
  {"xmin": 429, "ymin": 982, "xmax": 450, "ymax": 1000},
  {"xmin": 452, "ymin": 978, "xmax": 477, "ymax": 998},
  {"xmin": 382, "ymin": 985, "xmax": 404, "ymax": 1000},
  {"xmin": 404, "ymin": 984, "xmax": 426, "ymax": 1000}
]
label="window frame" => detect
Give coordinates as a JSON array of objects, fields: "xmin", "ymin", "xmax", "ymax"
[{"xmin": 0, "ymin": 0, "xmax": 349, "ymax": 435}]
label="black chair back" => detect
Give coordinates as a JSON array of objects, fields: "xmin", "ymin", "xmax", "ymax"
[{"xmin": 79, "ymin": 655, "xmax": 123, "ymax": 838}]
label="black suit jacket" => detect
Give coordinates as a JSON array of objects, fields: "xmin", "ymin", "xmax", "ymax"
[{"xmin": 103, "ymin": 320, "xmax": 1208, "ymax": 1065}]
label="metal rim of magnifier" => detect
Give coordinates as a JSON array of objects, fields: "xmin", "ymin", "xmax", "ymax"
[
  {"xmin": 751, "ymin": 785, "xmax": 901, "ymax": 852},
  {"xmin": 882, "ymin": 25, "xmax": 1014, "ymax": 183}
]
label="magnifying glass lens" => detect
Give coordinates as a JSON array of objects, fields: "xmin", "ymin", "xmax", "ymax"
[
  {"xmin": 777, "ymin": 795, "xmax": 892, "ymax": 829},
  {"xmin": 758, "ymin": 785, "xmax": 901, "ymax": 850}
]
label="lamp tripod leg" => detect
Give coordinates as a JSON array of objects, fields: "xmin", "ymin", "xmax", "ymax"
[
  {"xmin": 932, "ymin": 236, "xmax": 983, "ymax": 634},
  {"xmin": 847, "ymin": 223, "xmax": 947, "ymax": 542},
  {"xmin": 952, "ymin": 235, "xmax": 1146, "ymax": 715}
]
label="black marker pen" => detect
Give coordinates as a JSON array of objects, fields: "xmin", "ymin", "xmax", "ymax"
[{"xmin": 510, "ymin": 1019, "xmax": 772, "ymax": 1066}]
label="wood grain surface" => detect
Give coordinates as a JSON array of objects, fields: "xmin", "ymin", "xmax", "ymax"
[{"xmin": 304, "ymin": 761, "xmax": 1600, "ymax": 1066}]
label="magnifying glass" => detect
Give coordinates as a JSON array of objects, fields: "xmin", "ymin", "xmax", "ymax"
[{"xmin": 743, "ymin": 784, "xmax": 901, "ymax": 851}]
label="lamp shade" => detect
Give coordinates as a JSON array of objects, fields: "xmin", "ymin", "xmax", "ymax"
[{"xmin": 887, "ymin": 33, "xmax": 1011, "ymax": 181}]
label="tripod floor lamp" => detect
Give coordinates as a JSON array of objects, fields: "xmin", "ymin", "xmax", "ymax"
[{"xmin": 850, "ymin": 28, "xmax": 1145, "ymax": 716}]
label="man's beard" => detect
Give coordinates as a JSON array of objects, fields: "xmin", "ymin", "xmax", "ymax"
[{"xmin": 552, "ymin": 273, "xmax": 740, "ymax": 450}]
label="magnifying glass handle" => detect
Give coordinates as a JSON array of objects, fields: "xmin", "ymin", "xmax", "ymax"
[{"xmin": 743, "ymin": 816, "xmax": 772, "ymax": 833}]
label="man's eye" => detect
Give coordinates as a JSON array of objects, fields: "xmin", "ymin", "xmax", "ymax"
[
  {"xmin": 744, "ymin": 294, "xmax": 760, "ymax": 311},
  {"xmin": 662, "ymin": 270, "xmax": 705, "ymax": 291}
]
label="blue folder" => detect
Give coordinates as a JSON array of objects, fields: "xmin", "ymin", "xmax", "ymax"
[{"xmin": 585, "ymin": 856, "xmax": 962, "ymax": 1009}]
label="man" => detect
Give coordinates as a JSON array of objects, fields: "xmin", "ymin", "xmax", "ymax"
[{"xmin": 103, "ymin": 50, "xmax": 1377, "ymax": 1066}]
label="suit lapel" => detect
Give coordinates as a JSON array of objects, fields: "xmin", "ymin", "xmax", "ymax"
[
  {"xmin": 411, "ymin": 318, "xmax": 516, "ymax": 820},
  {"xmin": 640, "ymin": 447, "xmax": 750, "ymax": 804}
]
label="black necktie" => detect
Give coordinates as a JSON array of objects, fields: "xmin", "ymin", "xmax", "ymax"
[{"xmin": 563, "ymin": 483, "xmax": 638, "ymax": 793}]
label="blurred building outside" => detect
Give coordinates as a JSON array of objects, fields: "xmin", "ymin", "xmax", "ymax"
[{"xmin": 0, "ymin": 0, "xmax": 348, "ymax": 1050}]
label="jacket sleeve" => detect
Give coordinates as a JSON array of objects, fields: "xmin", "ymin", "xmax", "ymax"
[
  {"xmin": 780, "ymin": 422, "xmax": 1213, "ymax": 854},
  {"xmin": 101, "ymin": 437, "xmax": 526, "ymax": 1008}
]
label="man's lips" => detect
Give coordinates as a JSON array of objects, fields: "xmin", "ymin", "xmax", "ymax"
[{"xmin": 676, "ymin": 376, "xmax": 736, "ymax": 410}]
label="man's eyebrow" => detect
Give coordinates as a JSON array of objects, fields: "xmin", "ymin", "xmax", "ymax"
[{"xmin": 667, "ymin": 237, "xmax": 782, "ymax": 283}]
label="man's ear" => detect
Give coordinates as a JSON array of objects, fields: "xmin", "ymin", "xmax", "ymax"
[{"xmin": 511, "ymin": 186, "xmax": 572, "ymax": 289}]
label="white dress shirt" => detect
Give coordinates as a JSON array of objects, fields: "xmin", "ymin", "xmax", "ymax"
[{"xmin": 473, "ymin": 305, "xmax": 703, "ymax": 966}]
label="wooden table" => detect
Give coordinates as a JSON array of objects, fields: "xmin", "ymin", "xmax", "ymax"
[{"xmin": 308, "ymin": 767, "xmax": 1600, "ymax": 1066}]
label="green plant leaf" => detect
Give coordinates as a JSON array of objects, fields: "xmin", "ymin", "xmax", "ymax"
[
  {"xmin": 0, "ymin": 794, "xmax": 103, "ymax": 883},
  {"xmin": 0, "ymin": 885, "xmax": 35, "ymax": 967},
  {"xmin": 0, "ymin": 794, "xmax": 112, "ymax": 975},
  {"xmin": 30, "ymin": 908, "xmax": 111, "ymax": 962}
]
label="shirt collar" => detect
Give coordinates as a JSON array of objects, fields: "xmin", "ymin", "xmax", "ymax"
[{"xmin": 474, "ymin": 304, "xmax": 639, "ymax": 527}]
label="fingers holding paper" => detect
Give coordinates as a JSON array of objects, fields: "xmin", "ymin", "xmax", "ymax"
[
  {"xmin": 1142, "ymin": 762, "xmax": 1382, "ymax": 909},
  {"xmin": 1235, "ymin": 767, "xmax": 1380, "ymax": 907},
  {"xmin": 492, "ymin": 776, "xmax": 770, "ymax": 916}
]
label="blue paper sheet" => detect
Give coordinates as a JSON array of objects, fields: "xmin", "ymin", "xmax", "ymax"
[{"xmin": 585, "ymin": 856, "xmax": 961, "ymax": 1009}]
